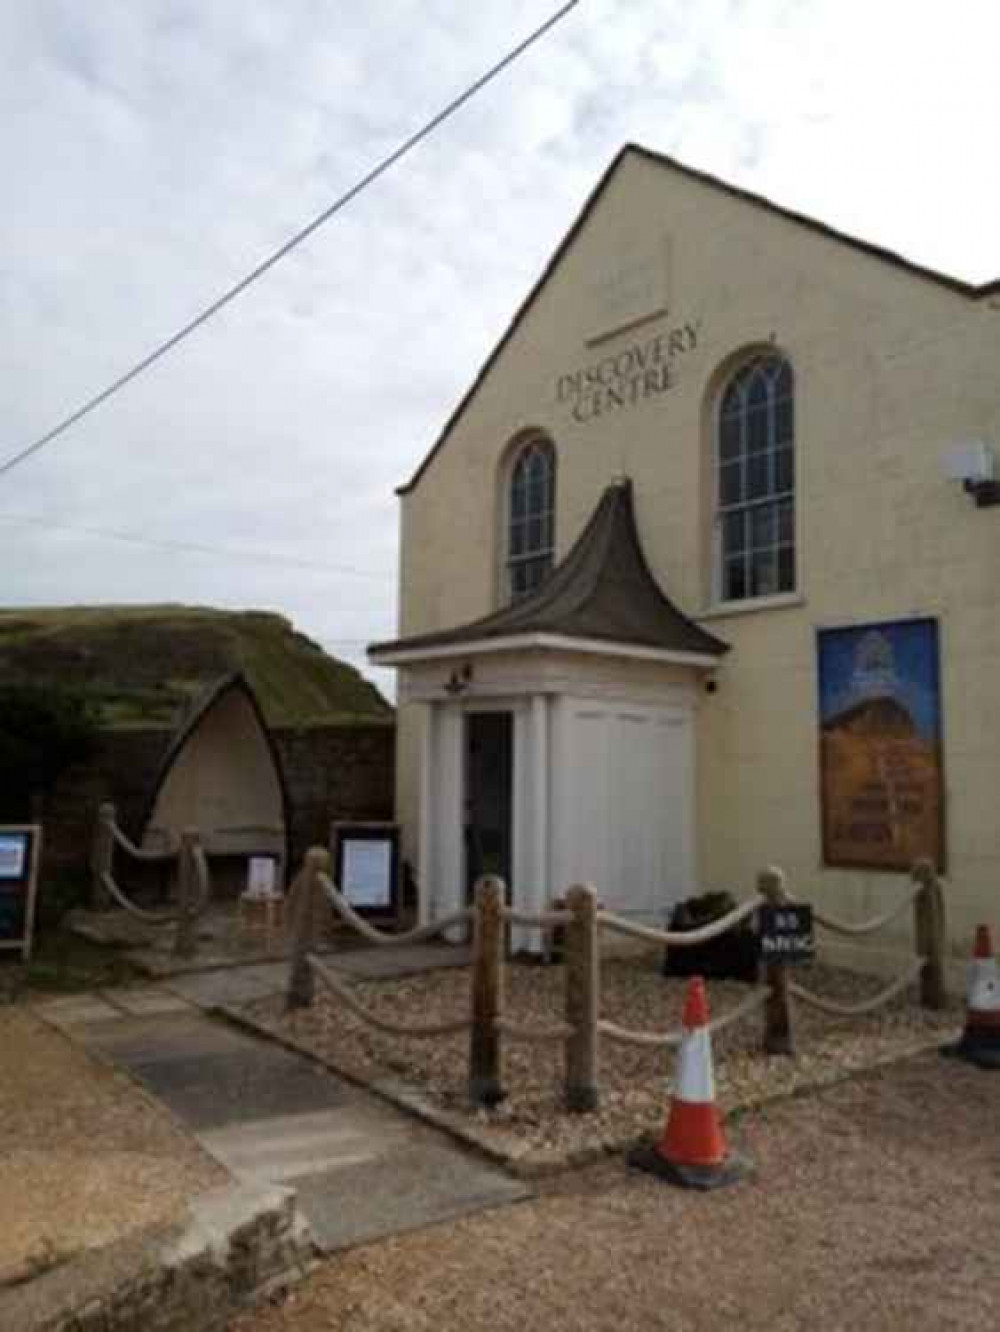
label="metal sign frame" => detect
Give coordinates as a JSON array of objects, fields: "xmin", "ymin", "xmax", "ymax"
[
  {"xmin": 331, "ymin": 821, "xmax": 401, "ymax": 924},
  {"xmin": 0, "ymin": 824, "xmax": 42, "ymax": 962}
]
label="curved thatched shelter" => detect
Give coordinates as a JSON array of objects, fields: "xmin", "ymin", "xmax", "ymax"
[{"xmin": 142, "ymin": 673, "xmax": 290, "ymax": 890}]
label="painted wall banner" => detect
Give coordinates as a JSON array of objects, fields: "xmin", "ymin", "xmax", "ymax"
[
  {"xmin": 0, "ymin": 825, "xmax": 42, "ymax": 960},
  {"xmin": 818, "ymin": 619, "xmax": 944, "ymax": 871}
]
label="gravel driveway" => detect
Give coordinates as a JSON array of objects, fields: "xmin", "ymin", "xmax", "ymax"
[
  {"xmin": 229, "ymin": 1052, "xmax": 1000, "ymax": 1331},
  {"xmin": 0, "ymin": 1009, "xmax": 226, "ymax": 1286}
]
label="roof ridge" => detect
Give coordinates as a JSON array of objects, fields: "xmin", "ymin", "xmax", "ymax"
[{"xmin": 397, "ymin": 143, "xmax": 997, "ymax": 496}]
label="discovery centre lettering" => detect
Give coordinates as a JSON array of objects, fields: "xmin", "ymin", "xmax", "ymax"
[{"xmin": 556, "ymin": 319, "xmax": 702, "ymax": 423}]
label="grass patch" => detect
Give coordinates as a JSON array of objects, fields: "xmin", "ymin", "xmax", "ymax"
[{"xmin": 21, "ymin": 929, "xmax": 141, "ymax": 994}]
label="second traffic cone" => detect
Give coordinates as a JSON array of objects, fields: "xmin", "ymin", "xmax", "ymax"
[
  {"xmin": 628, "ymin": 977, "xmax": 750, "ymax": 1190},
  {"xmin": 945, "ymin": 925, "xmax": 1000, "ymax": 1069}
]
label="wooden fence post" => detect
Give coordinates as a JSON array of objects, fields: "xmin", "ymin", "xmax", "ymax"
[
  {"xmin": 758, "ymin": 866, "xmax": 794, "ymax": 1056},
  {"xmin": 564, "ymin": 883, "xmax": 599, "ymax": 1113},
  {"xmin": 90, "ymin": 802, "xmax": 116, "ymax": 912},
  {"xmin": 172, "ymin": 829, "xmax": 200, "ymax": 958},
  {"xmin": 469, "ymin": 876, "xmax": 505, "ymax": 1107},
  {"xmin": 912, "ymin": 859, "xmax": 946, "ymax": 1010},
  {"xmin": 286, "ymin": 848, "xmax": 330, "ymax": 1011}
]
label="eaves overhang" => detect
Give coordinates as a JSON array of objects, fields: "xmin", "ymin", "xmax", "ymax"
[{"xmin": 369, "ymin": 630, "xmax": 720, "ymax": 671}]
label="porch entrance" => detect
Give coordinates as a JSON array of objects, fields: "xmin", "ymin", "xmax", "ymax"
[{"xmin": 463, "ymin": 711, "xmax": 513, "ymax": 903}]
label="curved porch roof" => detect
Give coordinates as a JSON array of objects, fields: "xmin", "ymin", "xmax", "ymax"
[{"xmin": 370, "ymin": 478, "xmax": 728, "ymax": 666}]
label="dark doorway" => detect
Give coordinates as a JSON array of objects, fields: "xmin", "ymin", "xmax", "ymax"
[{"xmin": 464, "ymin": 711, "xmax": 514, "ymax": 902}]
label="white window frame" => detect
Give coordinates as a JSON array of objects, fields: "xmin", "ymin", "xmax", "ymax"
[
  {"xmin": 713, "ymin": 356, "xmax": 795, "ymax": 605},
  {"xmin": 504, "ymin": 436, "xmax": 556, "ymax": 604}
]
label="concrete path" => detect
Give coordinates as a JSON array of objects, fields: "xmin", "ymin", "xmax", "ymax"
[{"xmin": 35, "ymin": 991, "xmax": 526, "ymax": 1254}]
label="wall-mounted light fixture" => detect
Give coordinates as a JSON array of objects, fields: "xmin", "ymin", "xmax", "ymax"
[
  {"xmin": 444, "ymin": 662, "xmax": 474, "ymax": 696},
  {"xmin": 943, "ymin": 441, "xmax": 1000, "ymax": 507}
]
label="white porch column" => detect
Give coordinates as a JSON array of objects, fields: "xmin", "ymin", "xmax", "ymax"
[
  {"xmin": 417, "ymin": 701, "xmax": 437, "ymax": 926},
  {"xmin": 514, "ymin": 692, "xmax": 550, "ymax": 954},
  {"xmin": 531, "ymin": 693, "xmax": 550, "ymax": 910}
]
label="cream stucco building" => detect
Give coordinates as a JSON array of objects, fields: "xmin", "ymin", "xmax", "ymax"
[{"xmin": 370, "ymin": 144, "xmax": 1000, "ymax": 969}]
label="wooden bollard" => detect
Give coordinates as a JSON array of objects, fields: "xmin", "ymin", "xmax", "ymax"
[
  {"xmin": 564, "ymin": 883, "xmax": 599, "ymax": 1112},
  {"xmin": 758, "ymin": 867, "xmax": 794, "ymax": 1056},
  {"xmin": 286, "ymin": 848, "xmax": 330, "ymax": 1011},
  {"xmin": 911, "ymin": 859, "xmax": 946, "ymax": 1010},
  {"xmin": 90, "ymin": 802, "xmax": 116, "ymax": 912},
  {"xmin": 469, "ymin": 876, "xmax": 505, "ymax": 1107},
  {"xmin": 172, "ymin": 829, "xmax": 200, "ymax": 958}
]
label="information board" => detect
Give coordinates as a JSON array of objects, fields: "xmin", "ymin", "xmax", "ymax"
[
  {"xmin": 332, "ymin": 822, "xmax": 399, "ymax": 921},
  {"xmin": 245, "ymin": 855, "xmax": 279, "ymax": 899},
  {"xmin": 758, "ymin": 904, "xmax": 814, "ymax": 966},
  {"xmin": 0, "ymin": 825, "xmax": 42, "ymax": 961}
]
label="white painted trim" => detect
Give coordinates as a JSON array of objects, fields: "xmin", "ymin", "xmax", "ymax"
[
  {"xmin": 371, "ymin": 631, "xmax": 718, "ymax": 670},
  {"xmin": 696, "ymin": 591, "xmax": 804, "ymax": 621},
  {"xmin": 417, "ymin": 703, "xmax": 436, "ymax": 928}
]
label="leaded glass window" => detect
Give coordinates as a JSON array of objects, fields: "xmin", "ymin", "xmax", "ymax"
[
  {"xmin": 717, "ymin": 356, "xmax": 795, "ymax": 601},
  {"xmin": 507, "ymin": 438, "xmax": 555, "ymax": 602}
]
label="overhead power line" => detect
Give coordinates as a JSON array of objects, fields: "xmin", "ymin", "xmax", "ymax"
[
  {"xmin": 0, "ymin": 511, "xmax": 392, "ymax": 579},
  {"xmin": 0, "ymin": 1, "xmax": 581, "ymax": 482}
]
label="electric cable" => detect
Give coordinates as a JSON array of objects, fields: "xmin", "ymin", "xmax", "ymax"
[
  {"xmin": 0, "ymin": 1, "xmax": 581, "ymax": 481},
  {"xmin": 0, "ymin": 510, "xmax": 392, "ymax": 579}
]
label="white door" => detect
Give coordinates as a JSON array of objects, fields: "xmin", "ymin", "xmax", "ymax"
[{"xmin": 553, "ymin": 699, "xmax": 694, "ymax": 920}]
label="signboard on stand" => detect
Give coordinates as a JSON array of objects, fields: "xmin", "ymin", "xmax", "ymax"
[
  {"xmin": 0, "ymin": 825, "xmax": 42, "ymax": 961},
  {"xmin": 332, "ymin": 822, "xmax": 400, "ymax": 922}
]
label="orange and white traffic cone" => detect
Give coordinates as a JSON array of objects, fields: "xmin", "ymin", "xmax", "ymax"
[
  {"xmin": 946, "ymin": 925, "xmax": 1000, "ymax": 1069},
  {"xmin": 628, "ymin": 976, "xmax": 750, "ymax": 1189}
]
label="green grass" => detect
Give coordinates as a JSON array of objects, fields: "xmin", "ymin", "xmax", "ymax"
[
  {"xmin": 19, "ymin": 929, "xmax": 141, "ymax": 994},
  {"xmin": 0, "ymin": 604, "xmax": 392, "ymax": 729}
]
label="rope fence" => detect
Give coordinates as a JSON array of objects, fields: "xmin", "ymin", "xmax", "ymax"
[
  {"xmin": 284, "ymin": 846, "xmax": 946, "ymax": 1114},
  {"xmin": 316, "ymin": 871, "xmax": 471, "ymax": 946},
  {"xmin": 309, "ymin": 955, "xmax": 471, "ymax": 1038},
  {"xmin": 89, "ymin": 802, "xmax": 212, "ymax": 958},
  {"xmin": 788, "ymin": 960, "xmax": 925, "ymax": 1017},
  {"xmin": 596, "ymin": 895, "xmax": 763, "ymax": 948},
  {"xmin": 599, "ymin": 987, "xmax": 771, "ymax": 1051},
  {"xmin": 810, "ymin": 883, "xmax": 921, "ymax": 937}
]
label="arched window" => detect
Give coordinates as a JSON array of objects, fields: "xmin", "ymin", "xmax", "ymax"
[
  {"xmin": 506, "ymin": 436, "xmax": 556, "ymax": 603},
  {"xmin": 716, "ymin": 355, "xmax": 794, "ymax": 602}
]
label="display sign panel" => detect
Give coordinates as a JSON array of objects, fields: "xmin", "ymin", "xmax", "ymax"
[
  {"xmin": 332, "ymin": 823, "xmax": 400, "ymax": 920},
  {"xmin": 0, "ymin": 834, "xmax": 27, "ymax": 880},
  {"xmin": 341, "ymin": 839, "xmax": 392, "ymax": 908},
  {"xmin": 758, "ymin": 904, "xmax": 814, "ymax": 965},
  {"xmin": 0, "ymin": 825, "xmax": 41, "ymax": 960},
  {"xmin": 246, "ymin": 855, "xmax": 279, "ymax": 899},
  {"xmin": 818, "ymin": 619, "xmax": 944, "ymax": 871}
]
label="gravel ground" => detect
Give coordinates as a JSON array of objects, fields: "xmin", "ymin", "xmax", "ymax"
[
  {"xmin": 246, "ymin": 949, "xmax": 961, "ymax": 1169},
  {"xmin": 0, "ymin": 1009, "xmax": 227, "ymax": 1285},
  {"xmin": 229, "ymin": 1052, "xmax": 1000, "ymax": 1332}
]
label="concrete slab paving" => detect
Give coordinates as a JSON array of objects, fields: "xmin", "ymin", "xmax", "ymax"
[
  {"xmin": 292, "ymin": 1136, "xmax": 528, "ymax": 1252},
  {"xmin": 83, "ymin": 1013, "xmax": 351, "ymax": 1130},
  {"xmin": 103, "ymin": 987, "xmax": 193, "ymax": 1016},
  {"xmin": 70, "ymin": 1006, "xmax": 529, "ymax": 1254},
  {"xmin": 197, "ymin": 1107, "xmax": 409, "ymax": 1184},
  {"xmin": 33, "ymin": 994, "xmax": 124, "ymax": 1027},
  {"xmin": 162, "ymin": 967, "xmax": 278, "ymax": 1008}
]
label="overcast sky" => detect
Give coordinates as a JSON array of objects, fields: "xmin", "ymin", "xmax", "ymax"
[{"xmin": 3, "ymin": 0, "xmax": 998, "ymax": 699}]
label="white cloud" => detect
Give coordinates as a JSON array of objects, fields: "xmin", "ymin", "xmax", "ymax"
[{"xmin": 2, "ymin": 0, "xmax": 998, "ymax": 700}]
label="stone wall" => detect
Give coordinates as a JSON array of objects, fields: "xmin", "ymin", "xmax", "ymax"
[
  {"xmin": 2, "ymin": 1181, "xmax": 314, "ymax": 1332},
  {"xmin": 37, "ymin": 722, "xmax": 395, "ymax": 898}
]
